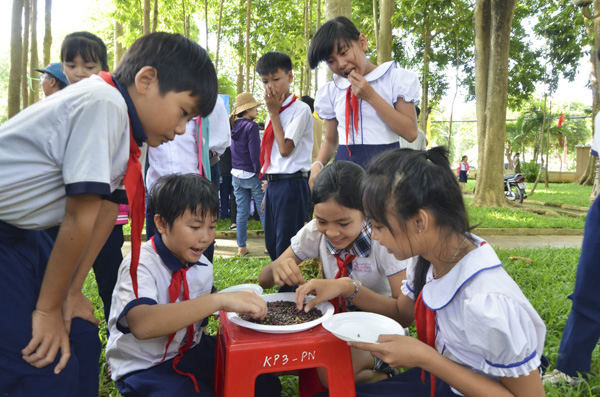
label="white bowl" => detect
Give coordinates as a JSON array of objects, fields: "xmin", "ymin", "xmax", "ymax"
[{"xmin": 322, "ymin": 312, "xmax": 405, "ymax": 343}]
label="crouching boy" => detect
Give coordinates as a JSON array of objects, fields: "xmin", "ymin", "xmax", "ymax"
[{"xmin": 106, "ymin": 174, "xmax": 281, "ymax": 396}]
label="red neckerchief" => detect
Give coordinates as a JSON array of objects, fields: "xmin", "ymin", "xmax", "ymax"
[
  {"xmin": 151, "ymin": 237, "xmax": 200, "ymax": 393},
  {"xmin": 344, "ymin": 87, "xmax": 360, "ymax": 157},
  {"xmin": 98, "ymin": 71, "xmax": 145, "ymax": 300},
  {"xmin": 415, "ymin": 290, "xmax": 436, "ymax": 397},
  {"xmin": 259, "ymin": 94, "xmax": 297, "ymax": 178},
  {"xmin": 332, "ymin": 253, "xmax": 355, "ymax": 313}
]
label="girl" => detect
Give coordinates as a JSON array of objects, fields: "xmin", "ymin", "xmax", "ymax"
[
  {"xmin": 259, "ymin": 161, "xmax": 411, "ymax": 384},
  {"xmin": 230, "ymin": 93, "xmax": 265, "ymax": 256},
  {"xmin": 61, "ymin": 31, "xmax": 109, "ymax": 84},
  {"xmin": 458, "ymin": 155, "xmax": 469, "ymax": 194},
  {"xmin": 307, "ymin": 16, "xmax": 420, "ymax": 186},
  {"xmin": 346, "ymin": 147, "xmax": 546, "ymax": 397}
]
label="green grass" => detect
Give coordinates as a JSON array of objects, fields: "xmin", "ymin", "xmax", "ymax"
[
  {"xmin": 91, "ymin": 248, "xmax": 599, "ymax": 396},
  {"xmin": 527, "ymin": 183, "xmax": 594, "ymax": 208}
]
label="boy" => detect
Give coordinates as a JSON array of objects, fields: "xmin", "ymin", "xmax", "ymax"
[
  {"xmin": 34, "ymin": 62, "xmax": 69, "ymax": 97},
  {"xmin": 106, "ymin": 174, "xmax": 281, "ymax": 396},
  {"xmin": 256, "ymin": 51, "xmax": 313, "ymax": 262},
  {"xmin": 0, "ymin": 32, "xmax": 218, "ymax": 395}
]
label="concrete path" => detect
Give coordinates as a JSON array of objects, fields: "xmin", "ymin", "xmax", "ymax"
[{"xmin": 122, "ymin": 232, "xmax": 583, "ymax": 259}]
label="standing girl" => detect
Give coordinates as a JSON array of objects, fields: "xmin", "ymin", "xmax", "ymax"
[
  {"xmin": 307, "ymin": 16, "xmax": 420, "ymax": 186},
  {"xmin": 230, "ymin": 93, "xmax": 265, "ymax": 256},
  {"xmin": 345, "ymin": 147, "xmax": 546, "ymax": 397},
  {"xmin": 458, "ymin": 155, "xmax": 469, "ymax": 194},
  {"xmin": 259, "ymin": 161, "xmax": 410, "ymax": 384}
]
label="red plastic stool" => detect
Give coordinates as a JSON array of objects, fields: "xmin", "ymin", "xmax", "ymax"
[{"xmin": 214, "ymin": 312, "xmax": 356, "ymax": 397}]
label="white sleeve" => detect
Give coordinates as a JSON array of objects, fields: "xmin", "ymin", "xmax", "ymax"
[
  {"xmin": 208, "ymin": 96, "xmax": 231, "ymax": 155},
  {"xmin": 290, "ymin": 219, "xmax": 322, "ymax": 261},
  {"xmin": 372, "ymin": 240, "xmax": 412, "ymax": 276},
  {"xmin": 464, "ymin": 293, "xmax": 543, "ymax": 377},
  {"xmin": 400, "ymin": 258, "xmax": 419, "ymax": 300},
  {"xmin": 314, "ymin": 83, "xmax": 336, "ymax": 120},
  {"xmin": 391, "ymin": 67, "xmax": 421, "ymax": 105}
]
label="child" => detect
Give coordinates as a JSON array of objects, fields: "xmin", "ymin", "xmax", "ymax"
[
  {"xmin": 34, "ymin": 62, "xmax": 69, "ymax": 97},
  {"xmin": 60, "ymin": 31, "xmax": 109, "ymax": 84},
  {"xmin": 106, "ymin": 174, "xmax": 280, "ymax": 396},
  {"xmin": 256, "ymin": 51, "xmax": 313, "ymax": 261},
  {"xmin": 307, "ymin": 16, "xmax": 420, "ymax": 186},
  {"xmin": 343, "ymin": 147, "xmax": 546, "ymax": 396},
  {"xmin": 230, "ymin": 92, "xmax": 265, "ymax": 256},
  {"xmin": 259, "ymin": 161, "xmax": 410, "ymax": 384},
  {"xmin": 458, "ymin": 155, "xmax": 469, "ymax": 194},
  {"xmin": 0, "ymin": 32, "xmax": 218, "ymax": 395}
]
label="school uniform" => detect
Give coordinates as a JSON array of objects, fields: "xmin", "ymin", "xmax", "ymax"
[
  {"xmin": 314, "ymin": 61, "xmax": 420, "ymax": 169},
  {"xmin": 0, "ymin": 74, "xmax": 133, "ymax": 396},
  {"xmin": 290, "ymin": 219, "xmax": 410, "ymax": 301},
  {"xmin": 458, "ymin": 161, "xmax": 469, "ymax": 183},
  {"xmin": 555, "ymin": 114, "xmax": 600, "ymax": 377},
  {"xmin": 263, "ymin": 95, "xmax": 313, "ymax": 260},
  {"xmin": 345, "ymin": 235, "xmax": 547, "ymax": 397}
]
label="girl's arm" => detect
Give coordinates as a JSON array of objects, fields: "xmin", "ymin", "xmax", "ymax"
[
  {"xmin": 126, "ymin": 290, "xmax": 267, "ymax": 340},
  {"xmin": 351, "ymin": 335, "xmax": 544, "ymax": 397},
  {"xmin": 309, "ymin": 119, "xmax": 338, "ymax": 189},
  {"xmin": 258, "ymin": 246, "xmax": 305, "ymax": 289},
  {"xmin": 348, "ymin": 71, "xmax": 418, "ymax": 142}
]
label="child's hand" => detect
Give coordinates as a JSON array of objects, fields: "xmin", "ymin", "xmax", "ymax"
[
  {"xmin": 220, "ymin": 290, "xmax": 268, "ymax": 319},
  {"xmin": 272, "ymin": 258, "xmax": 306, "ymax": 287},
  {"xmin": 264, "ymin": 86, "xmax": 286, "ymax": 114},
  {"xmin": 295, "ymin": 278, "xmax": 352, "ymax": 312},
  {"xmin": 349, "ymin": 334, "xmax": 435, "ymax": 369},
  {"xmin": 22, "ymin": 309, "xmax": 71, "ymax": 374},
  {"xmin": 348, "ymin": 71, "xmax": 376, "ymax": 101},
  {"xmin": 62, "ymin": 290, "xmax": 100, "ymax": 333}
]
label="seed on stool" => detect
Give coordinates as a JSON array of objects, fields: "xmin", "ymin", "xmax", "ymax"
[{"xmin": 240, "ymin": 301, "xmax": 323, "ymax": 325}]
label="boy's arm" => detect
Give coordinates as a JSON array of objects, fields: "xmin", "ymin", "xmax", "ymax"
[
  {"xmin": 126, "ymin": 290, "xmax": 267, "ymax": 340},
  {"xmin": 258, "ymin": 246, "xmax": 304, "ymax": 289},
  {"xmin": 309, "ymin": 119, "xmax": 339, "ymax": 189},
  {"xmin": 265, "ymin": 89, "xmax": 295, "ymax": 157},
  {"xmin": 22, "ymin": 194, "xmax": 104, "ymax": 374},
  {"xmin": 348, "ymin": 71, "xmax": 418, "ymax": 142}
]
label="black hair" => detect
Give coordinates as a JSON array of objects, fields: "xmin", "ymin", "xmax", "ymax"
[
  {"xmin": 60, "ymin": 31, "xmax": 109, "ymax": 71},
  {"xmin": 46, "ymin": 73, "xmax": 68, "ymax": 90},
  {"xmin": 415, "ymin": 105, "xmax": 421, "ymax": 119},
  {"xmin": 114, "ymin": 32, "xmax": 218, "ymax": 118},
  {"xmin": 307, "ymin": 16, "xmax": 361, "ymax": 69},
  {"xmin": 300, "ymin": 95, "xmax": 315, "ymax": 113},
  {"xmin": 255, "ymin": 51, "xmax": 293, "ymax": 75},
  {"xmin": 461, "ymin": 155, "xmax": 468, "ymax": 161},
  {"xmin": 312, "ymin": 161, "xmax": 365, "ymax": 211},
  {"xmin": 148, "ymin": 173, "xmax": 219, "ymax": 230},
  {"xmin": 258, "ymin": 122, "xmax": 265, "ymax": 129},
  {"xmin": 362, "ymin": 147, "xmax": 474, "ymax": 298}
]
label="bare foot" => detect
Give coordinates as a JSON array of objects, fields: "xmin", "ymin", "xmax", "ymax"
[{"xmin": 237, "ymin": 247, "xmax": 249, "ymax": 256}]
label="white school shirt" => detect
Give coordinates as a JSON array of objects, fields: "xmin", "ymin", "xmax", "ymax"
[
  {"xmin": 402, "ymin": 234, "xmax": 546, "ymax": 391},
  {"xmin": 146, "ymin": 95, "xmax": 231, "ymax": 190},
  {"xmin": 399, "ymin": 128, "xmax": 427, "ymax": 150},
  {"xmin": 290, "ymin": 219, "xmax": 410, "ymax": 296},
  {"xmin": 0, "ymin": 75, "xmax": 129, "ymax": 230},
  {"xmin": 106, "ymin": 237, "xmax": 214, "ymax": 380},
  {"xmin": 263, "ymin": 95, "xmax": 313, "ymax": 174},
  {"xmin": 314, "ymin": 61, "xmax": 420, "ymax": 146},
  {"xmin": 593, "ymin": 112, "xmax": 600, "ymax": 157}
]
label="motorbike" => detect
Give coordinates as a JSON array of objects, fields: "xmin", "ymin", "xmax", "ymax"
[{"xmin": 504, "ymin": 173, "xmax": 527, "ymax": 203}]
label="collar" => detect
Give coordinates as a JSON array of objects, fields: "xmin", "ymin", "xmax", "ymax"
[
  {"xmin": 151, "ymin": 233, "xmax": 207, "ymax": 272},
  {"xmin": 332, "ymin": 61, "xmax": 396, "ymax": 90},
  {"xmin": 112, "ymin": 76, "xmax": 148, "ymax": 146},
  {"xmin": 421, "ymin": 235, "xmax": 502, "ymax": 311},
  {"xmin": 325, "ymin": 220, "xmax": 372, "ymax": 257},
  {"xmin": 281, "ymin": 93, "xmax": 295, "ymax": 107}
]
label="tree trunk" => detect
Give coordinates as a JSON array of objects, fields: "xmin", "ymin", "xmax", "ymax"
[
  {"xmin": 314, "ymin": 0, "xmax": 321, "ymax": 95},
  {"xmin": 204, "ymin": 0, "xmax": 209, "ymax": 51},
  {"xmin": 143, "ymin": 0, "xmax": 150, "ymax": 35},
  {"xmin": 303, "ymin": 0, "xmax": 312, "ymax": 96},
  {"xmin": 181, "ymin": 0, "xmax": 189, "ymax": 38},
  {"xmin": 152, "ymin": 0, "xmax": 158, "ymax": 32},
  {"xmin": 377, "ymin": 0, "xmax": 392, "ymax": 64},
  {"xmin": 236, "ymin": 0, "xmax": 244, "ymax": 94},
  {"xmin": 215, "ymin": 0, "xmax": 224, "ymax": 73},
  {"xmin": 472, "ymin": 0, "xmax": 517, "ymax": 207},
  {"xmin": 372, "ymin": 0, "xmax": 379, "ymax": 51},
  {"xmin": 9, "ymin": 0, "xmax": 24, "ymax": 119},
  {"xmin": 29, "ymin": 0, "xmax": 39, "ymax": 106},
  {"xmin": 326, "ymin": 0, "xmax": 351, "ymax": 20},
  {"xmin": 114, "ymin": 20, "xmax": 125, "ymax": 70},
  {"xmin": 43, "ymin": 0, "xmax": 51, "ymax": 67},
  {"xmin": 420, "ymin": 20, "xmax": 432, "ymax": 133},
  {"xmin": 21, "ymin": 0, "xmax": 30, "ymax": 110},
  {"xmin": 245, "ymin": 0, "xmax": 251, "ymax": 92}
]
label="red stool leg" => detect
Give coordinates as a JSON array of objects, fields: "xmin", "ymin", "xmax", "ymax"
[{"xmin": 298, "ymin": 368, "xmax": 327, "ymax": 397}]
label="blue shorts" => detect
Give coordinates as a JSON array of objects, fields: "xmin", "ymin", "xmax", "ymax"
[{"xmin": 335, "ymin": 143, "xmax": 400, "ymax": 169}]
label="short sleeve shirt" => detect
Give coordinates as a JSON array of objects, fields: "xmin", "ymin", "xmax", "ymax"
[
  {"xmin": 0, "ymin": 75, "xmax": 129, "ymax": 229},
  {"xmin": 314, "ymin": 61, "xmax": 420, "ymax": 146}
]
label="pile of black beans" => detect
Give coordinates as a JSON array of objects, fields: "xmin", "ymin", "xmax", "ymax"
[{"xmin": 240, "ymin": 300, "xmax": 322, "ymax": 325}]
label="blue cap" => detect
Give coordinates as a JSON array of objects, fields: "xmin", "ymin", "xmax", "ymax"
[{"xmin": 34, "ymin": 63, "xmax": 69, "ymax": 86}]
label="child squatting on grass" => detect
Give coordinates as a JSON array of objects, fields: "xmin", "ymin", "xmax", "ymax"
[
  {"xmin": 330, "ymin": 147, "xmax": 547, "ymax": 397},
  {"xmin": 106, "ymin": 174, "xmax": 281, "ymax": 396},
  {"xmin": 0, "ymin": 32, "xmax": 219, "ymax": 395}
]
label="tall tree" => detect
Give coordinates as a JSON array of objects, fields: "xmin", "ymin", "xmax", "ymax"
[
  {"xmin": 215, "ymin": 0, "xmax": 224, "ymax": 73},
  {"xmin": 29, "ymin": 0, "xmax": 39, "ymax": 106},
  {"xmin": 114, "ymin": 20, "xmax": 125, "ymax": 70},
  {"xmin": 8, "ymin": 0, "xmax": 24, "ymax": 119},
  {"xmin": 143, "ymin": 0, "xmax": 151, "ymax": 35},
  {"xmin": 245, "ymin": 0, "xmax": 251, "ymax": 91},
  {"xmin": 43, "ymin": 0, "xmax": 51, "ymax": 67},
  {"xmin": 472, "ymin": 0, "xmax": 517, "ymax": 206},
  {"xmin": 377, "ymin": 0, "xmax": 392, "ymax": 64},
  {"xmin": 21, "ymin": 0, "xmax": 31, "ymax": 110},
  {"xmin": 326, "ymin": 0, "xmax": 351, "ymax": 20},
  {"xmin": 204, "ymin": 0, "xmax": 209, "ymax": 51},
  {"xmin": 152, "ymin": 0, "xmax": 158, "ymax": 32}
]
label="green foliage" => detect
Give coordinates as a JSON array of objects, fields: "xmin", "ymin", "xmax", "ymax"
[{"xmin": 522, "ymin": 160, "xmax": 540, "ymax": 183}]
